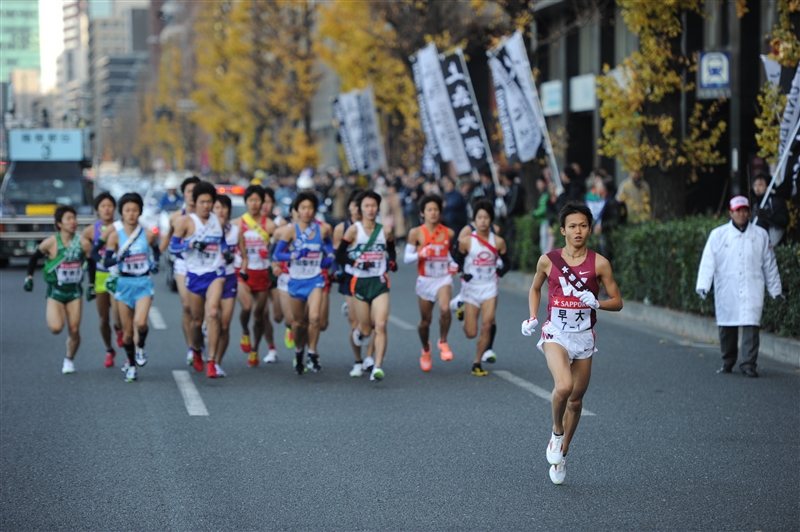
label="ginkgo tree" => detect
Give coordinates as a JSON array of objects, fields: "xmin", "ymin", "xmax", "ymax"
[{"xmin": 596, "ymin": 0, "xmax": 728, "ymax": 219}]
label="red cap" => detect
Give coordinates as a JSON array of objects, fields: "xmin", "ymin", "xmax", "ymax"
[{"xmin": 729, "ymin": 196, "xmax": 750, "ymax": 211}]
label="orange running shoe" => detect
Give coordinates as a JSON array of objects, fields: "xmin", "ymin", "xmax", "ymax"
[
  {"xmin": 192, "ymin": 349, "xmax": 204, "ymax": 373},
  {"xmin": 420, "ymin": 343, "xmax": 432, "ymax": 372},
  {"xmin": 247, "ymin": 351, "xmax": 259, "ymax": 367},
  {"xmin": 438, "ymin": 341, "xmax": 453, "ymax": 361},
  {"xmin": 207, "ymin": 360, "xmax": 218, "ymax": 378},
  {"xmin": 240, "ymin": 334, "xmax": 251, "ymax": 353}
]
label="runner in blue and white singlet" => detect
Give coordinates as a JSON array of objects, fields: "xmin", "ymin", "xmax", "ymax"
[
  {"xmin": 273, "ymin": 192, "xmax": 334, "ymax": 375},
  {"xmin": 170, "ymin": 181, "xmax": 227, "ymax": 377},
  {"xmin": 102, "ymin": 193, "xmax": 159, "ymax": 383}
]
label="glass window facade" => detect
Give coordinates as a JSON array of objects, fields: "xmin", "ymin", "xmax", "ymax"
[{"xmin": 0, "ymin": 0, "xmax": 40, "ymax": 80}]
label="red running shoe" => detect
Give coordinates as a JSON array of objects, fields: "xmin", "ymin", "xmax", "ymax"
[
  {"xmin": 206, "ymin": 360, "xmax": 218, "ymax": 378},
  {"xmin": 114, "ymin": 328, "xmax": 123, "ymax": 348},
  {"xmin": 192, "ymin": 349, "xmax": 204, "ymax": 372},
  {"xmin": 103, "ymin": 349, "xmax": 115, "ymax": 368}
]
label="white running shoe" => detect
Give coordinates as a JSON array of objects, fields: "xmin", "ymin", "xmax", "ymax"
[
  {"xmin": 263, "ymin": 349, "xmax": 279, "ymax": 363},
  {"xmin": 125, "ymin": 365, "xmax": 138, "ymax": 382},
  {"xmin": 62, "ymin": 358, "xmax": 75, "ymax": 374},
  {"xmin": 481, "ymin": 349, "xmax": 497, "ymax": 364},
  {"xmin": 362, "ymin": 356, "xmax": 375, "ymax": 372},
  {"xmin": 215, "ymin": 363, "xmax": 227, "ymax": 377},
  {"xmin": 341, "ymin": 301, "xmax": 349, "ymax": 317},
  {"xmin": 349, "ymin": 362, "xmax": 363, "ymax": 378},
  {"xmin": 352, "ymin": 328, "xmax": 372, "ymax": 347},
  {"xmin": 186, "ymin": 348, "xmax": 193, "ymax": 366},
  {"xmin": 546, "ymin": 432, "xmax": 564, "ymax": 465},
  {"xmin": 549, "ymin": 457, "xmax": 566, "ymax": 485},
  {"xmin": 370, "ymin": 367, "xmax": 384, "ymax": 382},
  {"xmin": 135, "ymin": 347, "xmax": 148, "ymax": 367},
  {"xmin": 449, "ymin": 294, "xmax": 463, "ymax": 312}
]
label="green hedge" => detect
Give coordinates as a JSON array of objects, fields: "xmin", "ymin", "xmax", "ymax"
[{"xmin": 513, "ymin": 215, "xmax": 800, "ymax": 338}]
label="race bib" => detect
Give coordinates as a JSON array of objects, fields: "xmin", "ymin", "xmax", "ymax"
[
  {"xmin": 470, "ymin": 255, "xmax": 496, "ymax": 282},
  {"xmin": 199, "ymin": 243, "xmax": 220, "ymax": 266},
  {"xmin": 423, "ymin": 257, "xmax": 448, "ymax": 277},
  {"xmin": 121, "ymin": 253, "xmax": 149, "ymax": 275},
  {"xmin": 56, "ymin": 261, "xmax": 83, "ymax": 285},
  {"xmin": 549, "ymin": 296, "xmax": 592, "ymax": 332}
]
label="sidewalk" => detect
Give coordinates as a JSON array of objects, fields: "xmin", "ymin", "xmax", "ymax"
[{"xmin": 500, "ymin": 271, "xmax": 800, "ymax": 368}]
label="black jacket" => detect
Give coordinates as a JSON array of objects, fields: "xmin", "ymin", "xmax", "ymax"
[{"xmin": 753, "ymin": 193, "xmax": 790, "ymax": 233}]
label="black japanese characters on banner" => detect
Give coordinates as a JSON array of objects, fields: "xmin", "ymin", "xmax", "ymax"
[{"xmin": 440, "ymin": 50, "xmax": 492, "ymax": 174}]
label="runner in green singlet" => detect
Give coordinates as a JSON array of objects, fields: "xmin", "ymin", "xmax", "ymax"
[{"xmin": 24, "ymin": 205, "xmax": 97, "ymax": 374}]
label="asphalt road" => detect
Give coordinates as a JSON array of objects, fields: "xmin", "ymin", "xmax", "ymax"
[{"xmin": 1, "ymin": 261, "xmax": 798, "ymax": 531}]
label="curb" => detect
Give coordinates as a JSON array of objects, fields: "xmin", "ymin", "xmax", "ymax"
[{"xmin": 500, "ymin": 271, "xmax": 800, "ymax": 368}]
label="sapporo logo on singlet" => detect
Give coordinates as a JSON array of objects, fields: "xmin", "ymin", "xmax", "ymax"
[{"xmin": 472, "ymin": 251, "xmax": 495, "ymax": 267}]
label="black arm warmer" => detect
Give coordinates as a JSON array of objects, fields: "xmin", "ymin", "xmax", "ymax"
[
  {"xmin": 151, "ymin": 242, "xmax": 161, "ymax": 264},
  {"xmin": 87, "ymin": 257, "xmax": 96, "ymax": 285},
  {"xmin": 26, "ymin": 248, "xmax": 45, "ymax": 277},
  {"xmin": 498, "ymin": 252, "xmax": 512, "ymax": 277},
  {"xmin": 386, "ymin": 239, "xmax": 396, "ymax": 263},
  {"xmin": 336, "ymin": 239, "xmax": 354, "ymax": 266},
  {"xmin": 452, "ymin": 246, "xmax": 466, "ymax": 270},
  {"xmin": 103, "ymin": 249, "xmax": 119, "ymax": 269},
  {"xmin": 90, "ymin": 239, "xmax": 106, "ymax": 263}
]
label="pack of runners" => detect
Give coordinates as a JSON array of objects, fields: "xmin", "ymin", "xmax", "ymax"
[{"xmin": 24, "ymin": 180, "xmax": 622, "ymax": 485}]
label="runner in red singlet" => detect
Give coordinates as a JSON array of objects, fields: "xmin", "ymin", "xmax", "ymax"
[{"xmin": 522, "ymin": 201, "xmax": 622, "ymax": 485}]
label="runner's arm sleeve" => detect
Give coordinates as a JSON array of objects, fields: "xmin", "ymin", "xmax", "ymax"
[
  {"xmin": 168, "ymin": 236, "xmax": 189, "ymax": 254},
  {"xmin": 87, "ymin": 257, "xmax": 96, "ymax": 284},
  {"xmin": 102, "ymin": 249, "xmax": 120, "ymax": 268},
  {"xmin": 26, "ymin": 248, "xmax": 45, "ymax": 277},
  {"xmin": 90, "ymin": 239, "xmax": 106, "ymax": 263},
  {"xmin": 497, "ymin": 252, "xmax": 511, "ymax": 277},
  {"xmin": 336, "ymin": 239, "xmax": 355, "ymax": 266},
  {"xmin": 273, "ymin": 239, "xmax": 293, "ymax": 262},
  {"xmin": 386, "ymin": 239, "xmax": 396, "ymax": 262},
  {"xmin": 151, "ymin": 242, "xmax": 161, "ymax": 264},
  {"xmin": 323, "ymin": 236, "xmax": 334, "ymax": 256},
  {"xmin": 403, "ymin": 243, "xmax": 419, "ymax": 264}
]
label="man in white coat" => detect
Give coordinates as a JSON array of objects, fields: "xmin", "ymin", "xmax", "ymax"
[{"xmin": 696, "ymin": 196, "xmax": 783, "ymax": 378}]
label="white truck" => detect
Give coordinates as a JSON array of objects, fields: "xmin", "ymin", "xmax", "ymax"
[{"xmin": 0, "ymin": 129, "xmax": 94, "ymax": 267}]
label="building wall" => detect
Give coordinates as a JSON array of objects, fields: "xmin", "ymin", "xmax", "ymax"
[{"xmin": 0, "ymin": 0, "xmax": 40, "ymax": 81}]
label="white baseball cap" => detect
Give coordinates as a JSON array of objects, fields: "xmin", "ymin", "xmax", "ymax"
[{"xmin": 729, "ymin": 195, "xmax": 750, "ymax": 211}]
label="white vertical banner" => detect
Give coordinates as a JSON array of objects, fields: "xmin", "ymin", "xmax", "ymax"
[
  {"xmin": 333, "ymin": 86, "xmax": 386, "ymax": 176},
  {"xmin": 415, "ymin": 42, "xmax": 472, "ymax": 175},
  {"xmin": 411, "ymin": 58, "xmax": 442, "ymax": 171},
  {"xmin": 487, "ymin": 32, "xmax": 542, "ymax": 163},
  {"xmin": 358, "ymin": 86, "xmax": 387, "ymax": 175}
]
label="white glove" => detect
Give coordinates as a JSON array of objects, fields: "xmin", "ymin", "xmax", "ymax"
[
  {"xmin": 578, "ymin": 290, "xmax": 600, "ymax": 310},
  {"xmin": 521, "ymin": 317, "xmax": 539, "ymax": 336},
  {"xmin": 697, "ymin": 289, "xmax": 707, "ymax": 300}
]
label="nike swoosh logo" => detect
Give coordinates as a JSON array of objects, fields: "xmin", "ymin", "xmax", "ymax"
[{"xmin": 578, "ymin": 271, "xmax": 590, "ymax": 275}]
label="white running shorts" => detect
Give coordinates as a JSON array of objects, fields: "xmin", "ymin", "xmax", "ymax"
[
  {"xmin": 537, "ymin": 320, "xmax": 597, "ymax": 361},
  {"xmin": 415, "ymin": 275, "xmax": 453, "ymax": 303},
  {"xmin": 461, "ymin": 280, "xmax": 498, "ymax": 308},
  {"xmin": 173, "ymin": 258, "xmax": 187, "ymax": 276},
  {"xmin": 277, "ymin": 272, "xmax": 290, "ymax": 293}
]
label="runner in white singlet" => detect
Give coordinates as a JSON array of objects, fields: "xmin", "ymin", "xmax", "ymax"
[
  {"xmin": 453, "ymin": 199, "xmax": 510, "ymax": 377},
  {"xmin": 171, "ymin": 182, "xmax": 228, "ymax": 378}
]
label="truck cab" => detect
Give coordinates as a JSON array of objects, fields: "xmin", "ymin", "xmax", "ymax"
[{"xmin": 0, "ymin": 129, "xmax": 93, "ymax": 267}]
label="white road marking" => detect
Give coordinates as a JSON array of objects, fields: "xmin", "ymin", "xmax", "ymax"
[
  {"xmin": 149, "ymin": 307, "xmax": 167, "ymax": 330},
  {"xmin": 388, "ymin": 315, "xmax": 415, "ymax": 331},
  {"xmin": 494, "ymin": 370, "xmax": 596, "ymax": 416},
  {"xmin": 172, "ymin": 370, "xmax": 209, "ymax": 416}
]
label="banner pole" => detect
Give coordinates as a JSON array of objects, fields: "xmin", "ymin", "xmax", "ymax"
[
  {"xmin": 756, "ymin": 113, "xmax": 800, "ymax": 221},
  {"xmin": 512, "ymin": 30, "xmax": 563, "ymax": 196}
]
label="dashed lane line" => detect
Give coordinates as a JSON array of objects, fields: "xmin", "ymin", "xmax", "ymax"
[
  {"xmin": 388, "ymin": 315, "xmax": 416, "ymax": 331},
  {"xmin": 149, "ymin": 306, "xmax": 167, "ymax": 330},
  {"xmin": 172, "ymin": 370, "xmax": 209, "ymax": 416},
  {"xmin": 494, "ymin": 370, "xmax": 596, "ymax": 416}
]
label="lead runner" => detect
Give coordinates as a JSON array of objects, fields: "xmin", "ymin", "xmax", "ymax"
[{"xmin": 522, "ymin": 201, "xmax": 622, "ymax": 485}]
